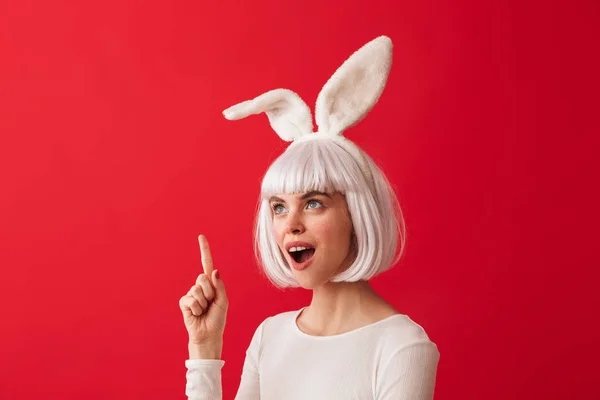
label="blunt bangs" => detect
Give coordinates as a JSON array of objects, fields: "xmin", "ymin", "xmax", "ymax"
[{"xmin": 260, "ymin": 140, "xmax": 368, "ymax": 199}]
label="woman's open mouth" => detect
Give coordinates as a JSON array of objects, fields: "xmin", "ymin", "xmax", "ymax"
[{"xmin": 286, "ymin": 243, "xmax": 316, "ymax": 270}]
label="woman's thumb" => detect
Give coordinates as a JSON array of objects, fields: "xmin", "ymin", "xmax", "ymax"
[{"xmin": 211, "ymin": 269, "xmax": 228, "ymax": 304}]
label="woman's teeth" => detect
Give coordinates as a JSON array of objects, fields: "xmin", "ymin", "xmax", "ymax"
[{"xmin": 289, "ymin": 246, "xmax": 309, "ymax": 252}]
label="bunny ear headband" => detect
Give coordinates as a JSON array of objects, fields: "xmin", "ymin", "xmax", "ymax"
[{"xmin": 222, "ymin": 35, "xmax": 393, "ymax": 182}]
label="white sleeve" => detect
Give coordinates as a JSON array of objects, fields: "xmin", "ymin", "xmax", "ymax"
[
  {"xmin": 184, "ymin": 321, "xmax": 265, "ymax": 400},
  {"xmin": 376, "ymin": 340, "xmax": 440, "ymax": 400},
  {"xmin": 185, "ymin": 359, "xmax": 226, "ymax": 400}
]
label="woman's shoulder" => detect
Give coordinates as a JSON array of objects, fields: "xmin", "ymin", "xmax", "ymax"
[
  {"xmin": 378, "ymin": 312, "xmax": 435, "ymax": 343},
  {"xmin": 358, "ymin": 302, "xmax": 436, "ymax": 348},
  {"xmin": 245, "ymin": 309, "xmax": 299, "ymax": 346},
  {"xmin": 253, "ymin": 308, "xmax": 301, "ymax": 333}
]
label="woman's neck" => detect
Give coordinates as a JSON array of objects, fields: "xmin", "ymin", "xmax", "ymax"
[{"xmin": 298, "ymin": 280, "xmax": 391, "ymax": 336}]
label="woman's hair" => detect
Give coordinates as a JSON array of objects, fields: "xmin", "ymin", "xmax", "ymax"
[
  {"xmin": 253, "ymin": 138, "xmax": 406, "ymax": 288},
  {"xmin": 221, "ymin": 35, "xmax": 404, "ymax": 288}
]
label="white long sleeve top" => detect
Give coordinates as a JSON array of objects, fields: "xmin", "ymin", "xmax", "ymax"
[{"xmin": 185, "ymin": 308, "xmax": 440, "ymax": 399}]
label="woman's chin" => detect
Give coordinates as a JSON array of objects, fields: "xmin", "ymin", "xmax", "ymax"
[
  {"xmin": 292, "ymin": 269, "xmax": 334, "ymax": 290},
  {"xmin": 295, "ymin": 277, "xmax": 324, "ymax": 290}
]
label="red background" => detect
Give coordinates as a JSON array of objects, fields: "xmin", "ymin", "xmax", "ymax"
[{"xmin": 1, "ymin": 0, "xmax": 598, "ymax": 399}]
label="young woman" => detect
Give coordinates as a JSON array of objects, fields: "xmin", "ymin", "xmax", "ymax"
[{"xmin": 179, "ymin": 36, "xmax": 440, "ymax": 399}]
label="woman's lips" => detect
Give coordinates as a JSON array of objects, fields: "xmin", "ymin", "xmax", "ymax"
[{"xmin": 288, "ymin": 249, "xmax": 316, "ymax": 271}]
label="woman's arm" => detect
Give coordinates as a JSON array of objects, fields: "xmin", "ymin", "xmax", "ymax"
[
  {"xmin": 376, "ymin": 340, "xmax": 440, "ymax": 400},
  {"xmin": 185, "ymin": 340, "xmax": 225, "ymax": 400},
  {"xmin": 185, "ymin": 322, "xmax": 265, "ymax": 400},
  {"xmin": 181, "ymin": 236, "xmax": 231, "ymax": 399}
]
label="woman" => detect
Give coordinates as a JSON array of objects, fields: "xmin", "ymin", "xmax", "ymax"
[{"xmin": 179, "ymin": 35, "xmax": 440, "ymax": 399}]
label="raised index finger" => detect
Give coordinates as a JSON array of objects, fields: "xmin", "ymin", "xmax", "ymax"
[{"xmin": 198, "ymin": 234, "xmax": 214, "ymax": 277}]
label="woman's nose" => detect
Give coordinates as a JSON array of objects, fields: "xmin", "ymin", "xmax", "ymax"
[{"xmin": 284, "ymin": 211, "xmax": 305, "ymax": 234}]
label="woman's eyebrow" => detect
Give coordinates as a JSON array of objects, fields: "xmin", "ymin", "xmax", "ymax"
[
  {"xmin": 268, "ymin": 191, "xmax": 331, "ymax": 203},
  {"xmin": 300, "ymin": 191, "xmax": 331, "ymax": 200}
]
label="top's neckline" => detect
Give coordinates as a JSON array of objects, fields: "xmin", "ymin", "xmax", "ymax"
[{"xmin": 292, "ymin": 307, "xmax": 407, "ymax": 340}]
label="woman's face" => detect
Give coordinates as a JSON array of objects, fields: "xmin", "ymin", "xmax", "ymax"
[{"xmin": 269, "ymin": 191, "xmax": 356, "ymax": 289}]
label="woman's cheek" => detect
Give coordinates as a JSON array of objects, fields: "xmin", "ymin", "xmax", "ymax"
[
  {"xmin": 272, "ymin": 220, "xmax": 285, "ymax": 242},
  {"xmin": 311, "ymin": 220, "xmax": 333, "ymax": 237}
]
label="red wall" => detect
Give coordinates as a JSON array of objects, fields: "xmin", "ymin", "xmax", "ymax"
[{"xmin": 1, "ymin": 0, "xmax": 598, "ymax": 399}]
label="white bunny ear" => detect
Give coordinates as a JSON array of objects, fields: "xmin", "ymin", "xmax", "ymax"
[
  {"xmin": 222, "ymin": 88, "xmax": 314, "ymax": 141},
  {"xmin": 315, "ymin": 36, "xmax": 393, "ymax": 136}
]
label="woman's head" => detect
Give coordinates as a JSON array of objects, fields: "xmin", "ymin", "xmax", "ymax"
[
  {"xmin": 221, "ymin": 35, "xmax": 402, "ymax": 288},
  {"xmin": 254, "ymin": 138, "xmax": 406, "ymax": 289}
]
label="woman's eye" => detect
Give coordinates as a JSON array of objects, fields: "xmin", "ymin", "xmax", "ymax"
[
  {"xmin": 306, "ymin": 199, "xmax": 323, "ymax": 209},
  {"xmin": 272, "ymin": 204, "xmax": 286, "ymax": 214}
]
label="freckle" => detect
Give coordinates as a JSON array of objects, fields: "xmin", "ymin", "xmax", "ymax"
[{"xmin": 314, "ymin": 222, "xmax": 331, "ymax": 231}]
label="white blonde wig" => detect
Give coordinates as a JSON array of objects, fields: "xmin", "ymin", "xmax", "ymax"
[
  {"xmin": 222, "ymin": 35, "xmax": 407, "ymax": 288},
  {"xmin": 254, "ymin": 139, "xmax": 406, "ymax": 288}
]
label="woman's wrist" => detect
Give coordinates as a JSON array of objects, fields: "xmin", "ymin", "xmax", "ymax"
[{"xmin": 188, "ymin": 339, "xmax": 223, "ymax": 360}]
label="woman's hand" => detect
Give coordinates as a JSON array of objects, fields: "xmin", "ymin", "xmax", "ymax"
[{"xmin": 179, "ymin": 235, "xmax": 229, "ymax": 349}]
